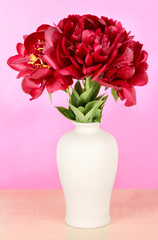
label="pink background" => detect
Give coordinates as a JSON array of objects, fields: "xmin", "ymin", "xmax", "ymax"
[{"xmin": 0, "ymin": 0, "xmax": 157, "ymax": 189}]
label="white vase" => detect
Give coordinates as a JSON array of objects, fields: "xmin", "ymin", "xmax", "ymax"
[{"xmin": 57, "ymin": 122, "xmax": 118, "ymax": 229}]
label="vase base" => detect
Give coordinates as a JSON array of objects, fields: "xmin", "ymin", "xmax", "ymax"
[{"xmin": 65, "ymin": 217, "xmax": 110, "ymax": 229}]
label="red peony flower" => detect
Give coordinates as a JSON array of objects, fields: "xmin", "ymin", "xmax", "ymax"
[
  {"xmin": 7, "ymin": 25, "xmax": 73, "ymax": 100},
  {"xmin": 43, "ymin": 14, "xmax": 148, "ymax": 106},
  {"xmin": 7, "ymin": 14, "xmax": 148, "ymax": 107}
]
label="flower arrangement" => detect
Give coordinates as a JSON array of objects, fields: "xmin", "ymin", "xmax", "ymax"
[{"xmin": 8, "ymin": 14, "xmax": 148, "ymax": 123}]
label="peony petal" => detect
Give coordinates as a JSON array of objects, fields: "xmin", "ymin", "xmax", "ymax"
[
  {"xmin": 107, "ymin": 48, "xmax": 118, "ymax": 66},
  {"xmin": 7, "ymin": 55, "xmax": 28, "ymax": 71},
  {"xmin": 75, "ymin": 43, "xmax": 88, "ymax": 58},
  {"xmin": 63, "ymin": 20, "xmax": 74, "ymax": 37},
  {"xmin": 96, "ymin": 78, "xmax": 130, "ymax": 90},
  {"xmin": 75, "ymin": 56, "xmax": 84, "ymax": 65},
  {"xmin": 93, "ymin": 43, "xmax": 102, "ymax": 54},
  {"xmin": 17, "ymin": 68, "xmax": 33, "ymax": 79},
  {"xmin": 16, "ymin": 43, "xmax": 26, "ymax": 56},
  {"xmin": 136, "ymin": 62, "xmax": 148, "ymax": 72},
  {"xmin": 82, "ymin": 65, "xmax": 86, "ymax": 75},
  {"xmin": 92, "ymin": 63, "xmax": 107, "ymax": 81},
  {"xmin": 24, "ymin": 32, "xmax": 45, "ymax": 53},
  {"xmin": 43, "ymin": 48, "xmax": 59, "ymax": 69},
  {"xmin": 108, "ymin": 26, "xmax": 119, "ymax": 42},
  {"xmin": 44, "ymin": 27, "xmax": 55, "ymax": 47},
  {"xmin": 91, "ymin": 53, "xmax": 108, "ymax": 63},
  {"xmin": 21, "ymin": 76, "xmax": 40, "ymax": 94},
  {"xmin": 62, "ymin": 36, "xmax": 70, "ymax": 55},
  {"xmin": 86, "ymin": 63, "xmax": 102, "ymax": 74},
  {"xmin": 46, "ymin": 72, "xmax": 72, "ymax": 93},
  {"xmin": 137, "ymin": 50, "xmax": 148, "ymax": 64},
  {"xmin": 45, "ymin": 27, "xmax": 61, "ymax": 48},
  {"xmin": 23, "ymin": 35, "xmax": 28, "ymax": 41},
  {"xmin": 103, "ymin": 66, "xmax": 117, "ymax": 79},
  {"xmin": 82, "ymin": 30, "xmax": 95, "ymax": 45},
  {"xmin": 100, "ymin": 16, "xmax": 116, "ymax": 27},
  {"xmin": 96, "ymin": 78, "xmax": 124, "ymax": 90},
  {"xmin": 68, "ymin": 56, "xmax": 81, "ymax": 69},
  {"xmin": 53, "ymin": 70, "xmax": 73, "ymax": 85},
  {"xmin": 59, "ymin": 65, "xmax": 83, "ymax": 78},
  {"xmin": 96, "ymin": 78, "xmax": 115, "ymax": 88},
  {"xmin": 84, "ymin": 14, "xmax": 99, "ymax": 29},
  {"xmin": 117, "ymin": 90, "xmax": 125, "ymax": 100},
  {"xmin": 46, "ymin": 77, "xmax": 63, "ymax": 93},
  {"xmin": 30, "ymin": 68, "xmax": 52, "ymax": 80},
  {"xmin": 123, "ymin": 86, "xmax": 136, "ymax": 106},
  {"xmin": 128, "ymin": 72, "xmax": 148, "ymax": 86},
  {"xmin": 85, "ymin": 53, "xmax": 93, "ymax": 66},
  {"xmin": 111, "ymin": 80, "xmax": 130, "ymax": 88},
  {"xmin": 56, "ymin": 43, "xmax": 65, "ymax": 67},
  {"xmin": 30, "ymin": 84, "xmax": 45, "ymax": 100},
  {"xmin": 36, "ymin": 24, "xmax": 51, "ymax": 32},
  {"xmin": 56, "ymin": 42, "xmax": 72, "ymax": 68},
  {"xmin": 130, "ymin": 41, "xmax": 143, "ymax": 66},
  {"xmin": 116, "ymin": 66, "xmax": 135, "ymax": 80},
  {"xmin": 114, "ymin": 46, "xmax": 133, "ymax": 66}
]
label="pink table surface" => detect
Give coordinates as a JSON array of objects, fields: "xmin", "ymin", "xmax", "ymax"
[{"xmin": 0, "ymin": 189, "xmax": 158, "ymax": 240}]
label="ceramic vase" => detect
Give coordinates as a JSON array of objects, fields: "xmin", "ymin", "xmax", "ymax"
[{"xmin": 57, "ymin": 122, "xmax": 118, "ymax": 228}]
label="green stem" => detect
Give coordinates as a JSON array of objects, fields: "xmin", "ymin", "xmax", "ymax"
[
  {"xmin": 82, "ymin": 79, "xmax": 85, "ymax": 88},
  {"xmin": 85, "ymin": 76, "xmax": 91, "ymax": 90},
  {"xmin": 48, "ymin": 92, "xmax": 52, "ymax": 104},
  {"xmin": 66, "ymin": 87, "xmax": 71, "ymax": 101}
]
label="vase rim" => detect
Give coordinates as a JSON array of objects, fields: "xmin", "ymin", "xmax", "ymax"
[{"xmin": 72, "ymin": 121, "xmax": 100, "ymax": 127}]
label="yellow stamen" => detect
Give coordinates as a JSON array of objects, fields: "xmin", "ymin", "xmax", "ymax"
[
  {"xmin": 37, "ymin": 47, "xmax": 44, "ymax": 51},
  {"xmin": 34, "ymin": 63, "xmax": 50, "ymax": 68},
  {"xmin": 38, "ymin": 39, "xmax": 45, "ymax": 44},
  {"xmin": 28, "ymin": 54, "xmax": 39, "ymax": 64},
  {"xmin": 28, "ymin": 53, "xmax": 50, "ymax": 68},
  {"xmin": 43, "ymin": 65, "xmax": 50, "ymax": 68},
  {"xmin": 40, "ymin": 59, "xmax": 44, "ymax": 65}
]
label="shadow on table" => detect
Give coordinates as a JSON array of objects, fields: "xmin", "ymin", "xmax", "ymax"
[{"xmin": 65, "ymin": 224, "xmax": 110, "ymax": 240}]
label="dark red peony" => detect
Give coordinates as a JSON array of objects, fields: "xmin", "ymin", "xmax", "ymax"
[
  {"xmin": 7, "ymin": 14, "xmax": 148, "ymax": 106},
  {"xmin": 7, "ymin": 25, "xmax": 73, "ymax": 100},
  {"xmin": 43, "ymin": 14, "xmax": 148, "ymax": 106}
]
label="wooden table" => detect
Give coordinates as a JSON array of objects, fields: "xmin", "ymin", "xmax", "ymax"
[{"xmin": 0, "ymin": 190, "xmax": 158, "ymax": 240}]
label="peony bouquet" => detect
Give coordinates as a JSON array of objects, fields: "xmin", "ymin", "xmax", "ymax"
[{"xmin": 8, "ymin": 14, "xmax": 148, "ymax": 123}]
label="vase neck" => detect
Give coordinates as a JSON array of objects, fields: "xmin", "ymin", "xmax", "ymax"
[{"xmin": 72, "ymin": 122, "xmax": 100, "ymax": 134}]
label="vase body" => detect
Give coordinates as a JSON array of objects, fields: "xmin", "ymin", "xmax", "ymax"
[{"xmin": 57, "ymin": 122, "xmax": 118, "ymax": 228}]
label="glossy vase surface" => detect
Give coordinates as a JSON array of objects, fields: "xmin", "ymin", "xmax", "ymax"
[{"xmin": 57, "ymin": 122, "xmax": 118, "ymax": 228}]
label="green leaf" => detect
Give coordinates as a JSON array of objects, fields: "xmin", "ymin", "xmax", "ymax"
[
  {"xmin": 87, "ymin": 109, "xmax": 102, "ymax": 123},
  {"xmin": 101, "ymin": 95, "xmax": 108, "ymax": 102},
  {"xmin": 77, "ymin": 106, "xmax": 86, "ymax": 115},
  {"xmin": 85, "ymin": 76, "xmax": 91, "ymax": 90},
  {"xmin": 92, "ymin": 109, "xmax": 102, "ymax": 122},
  {"xmin": 74, "ymin": 81, "xmax": 83, "ymax": 96},
  {"xmin": 89, "ymin": 81, "xmax": 101, "ymax": 100},
  {"xmin": 56, "ymin": 107, "xmax": 75, "ymax": 120},
  {"xmin": 65, "ymin": 88, "xmax": 71, "ymax": 101},
  {"xmin": 79, "ymin": 87, "xmax": 93, "ymax": 105},
  {"xmin": 105, "ymin": 87, "xmax": 109, "ymax": 91},
  {"xmin": 95, "ymin": 93, "xmax": 105, "ymax": 100},
  {"xmin": 84, "ymin": 100, "xmax": 103, "ymax": 114},
  {"xmin": 111, "ymin": 88, "xmax": 119, "ymax": 102},
  {"xmin": 99, "ymin": 95, "xmax": 108, "ymax": 110},
  {"xmin": 48, "ymin": 93, "xmax": 52, "ymax": 104},
  {"xmin": 84, "ymin": 101, "xmax": 104, "ymax": 122},
  {"xmin": 69, "ymin": 103, "xmax": 85, "ymax": 122},
  {"xmin": 71, "ymin": 88, "xmax": 81, "ymax": 107}
]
